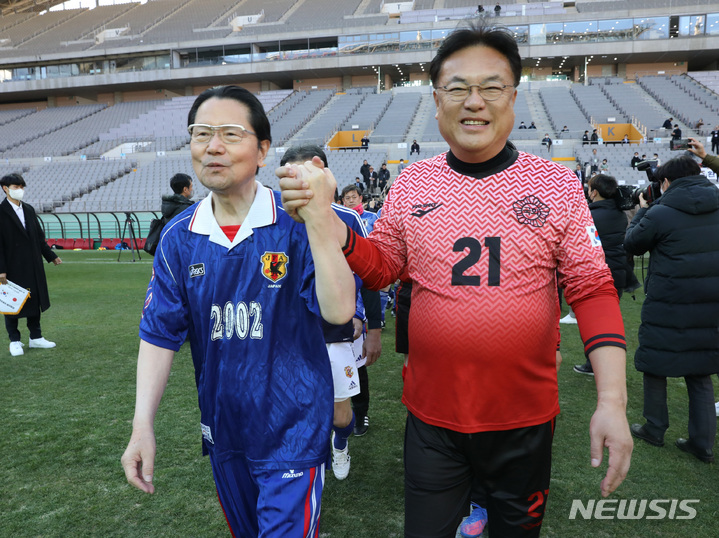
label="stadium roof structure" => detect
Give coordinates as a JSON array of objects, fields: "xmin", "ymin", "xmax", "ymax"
[{"xmin": 1, "ymin": 0, "xmax": 65, "ymax": 15}]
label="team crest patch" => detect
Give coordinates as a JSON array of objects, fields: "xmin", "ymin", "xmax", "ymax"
[
  {"xmin": 512, "ymin": 196, "xmax": 550, "ymax": 227},
  {"xmin": 261, "ymin": 252, "xmax": 288, "ymax": 283},
  {"xmin": 344, "ymin": 365, "xmax": 354, "ymax": 378},
  {"xmin": 587, "ymin": 225, "xmax": 602, "ymax": 247}
]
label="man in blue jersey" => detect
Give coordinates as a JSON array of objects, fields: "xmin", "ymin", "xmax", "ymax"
[
  {"xmin": 280, "ymin": 144, "xmax": 382, "ymax": 480},
  {"xmin": 121, "ymin": 86, "xmax": 356, "ymax": 537}
]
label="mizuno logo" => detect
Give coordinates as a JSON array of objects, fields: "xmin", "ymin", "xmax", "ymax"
[
  {"xmin": 410, "ymin": 203, "xmax": 443, "ymax": 218},
  {"xmin": 282, "ymin": 469, "xmax": 304, "ymax": 479}
]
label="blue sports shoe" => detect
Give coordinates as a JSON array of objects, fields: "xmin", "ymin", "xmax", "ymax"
[{"xmin": 459, "ymin": 503, "xmax": 487, "ymax": 538}]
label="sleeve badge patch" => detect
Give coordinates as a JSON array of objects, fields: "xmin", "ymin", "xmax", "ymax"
[{"xmin": 586, "ymin": 225, "xmax": 602, "ymax": 247}]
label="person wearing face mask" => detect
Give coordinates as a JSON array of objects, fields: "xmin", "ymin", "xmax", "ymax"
[
  {"xmin": 572, "ymin": 174, "xmax": 630, "ymax": 375},
  {"xmin": 624, "ymin": 155, "xmax": 719, "ymax": 464},
  {"xmin": 0, "ymin": 173, "xmax": 62, "ymax": 357}
]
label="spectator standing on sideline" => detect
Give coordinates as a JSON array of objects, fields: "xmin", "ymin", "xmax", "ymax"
[
  {"xmin": 0, "ymin": 173, "xmax": 62, "ymax": 357},
  {"xmin": 541, "ymin": 133, "xmax": 552, "ymax": 152},
  {"xmin": 121, "ymin": 86, "xmax": 356, "ymax": 537},
  {"xmin": 361, "ymin": 134, "xmax": 370, "ymax": 150},
  {"xmin": 528, "ymin": 121, "xmax": 537, "ymax": 129},
  {"xmin": 573, "ymin": 174, "xmax": 630, "ymax": 375},
  {"xmin": 574, "ymin": 163, "xmax": 585, "ymax": 184},
  {"xmin": 591, "ymin": 128, "xmax": 599, "ymax": 144},
  {"xmin": 711, "ymin": 125, "xmax": 719, "ymax": 154},
  {"xmin": 670, "ymin": 124, "xmax": 682, "ymax": 149},
  {"xmin": 630, "ymin": 152, "xmax": 641, "ymax": 169},
  {"xmin": 279, "ymin": 23, "xmax": 632, "ymax": 537},
  {"xmin": 494, "ymin": 2, "xmax": 501, "ymax": 16},
  {"xmin": 397, "ymin": 159, "xmax": 407, "ymax": 174},
  {"xmin": 378, "ymin": 163, "xmax": 390, "ymax": 192},
  {"xmin": 582, "ymin": 130, "xmax": 590, "ymax": 145},
  {"xmin": 352, "ymin": 176, "xmax": 365, "ymax": 193},
  {"xmin": 622, "ymin": 135, "xmax": 629, "ymax": 144},
  {"xmin": 477, "ymin": 4, "xmax": 484, "ymax": 13},
  {"xmin": 590, "ymin": 148, "xmax": 600, "ymax": 173},
  {"xmin": 367, "ymin": 166, "xmax": 378, "ymax": 193},
  {"xmin": 161, "ymin": 173, "xmax": 194, "ymax": 220},
  {"xmin": 518, "ymin": 121, "xmax": 527, "ymax": 129},
  {"xmin": 360, "ymin": 159, "xmax": 371, "ymax": 186},
  {"xmin": 410, "ymin": 139, "xmax": 420, "ymax": 155},
  {"xmin": 625, "ymin": 155, "xmax": 719, "ymax": 464}
]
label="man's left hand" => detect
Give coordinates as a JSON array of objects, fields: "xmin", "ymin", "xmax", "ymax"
[
  {"xmin": 363, "ymin": 328, "xmax": 382, "ymax": 366},
  {"xmin": 52, "ymin": 258, "xmax": 62, "ymax": 265},
  {"xmin": 589, "ymin": 401, "xmax": 633, "ymax": 497}
]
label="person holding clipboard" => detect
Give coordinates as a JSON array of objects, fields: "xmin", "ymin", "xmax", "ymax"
[{"xmin": 0, "ymin": 173, "xmax": 61, "ymax": 357}]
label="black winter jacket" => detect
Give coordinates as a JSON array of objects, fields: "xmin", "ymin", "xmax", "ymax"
[
  {"xmin": 589, "ymin": 198, "xmax": 629, "ymax": 290},
  {"xmin": 161, "ymin": 194, "xmax": 194, "ymax": 220},
  {"xmin": 624, "ymin": 175, "xmax": 719, "ymax": 377}
]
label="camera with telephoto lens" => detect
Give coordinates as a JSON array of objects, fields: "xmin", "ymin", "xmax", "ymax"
[{"xmin": 630, "ymin": 160, "xmax": 662, "ymax": 206}]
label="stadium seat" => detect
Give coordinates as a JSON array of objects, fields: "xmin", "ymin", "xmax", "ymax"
[
  {"xmin": 73, "ymin": 238, "xmax": 92, "ymax": 250},
  {"xmin": 100, "ymin": 238, "xmax": 120, "ymax": 250}
]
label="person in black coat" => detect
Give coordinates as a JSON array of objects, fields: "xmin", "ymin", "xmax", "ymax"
[
  {"xmin": 624, "ymin": 156, "xmax": 719, "ymax": 463},
  {"xmin": 572, "ymin": 174, "xmax": 630, "ymax": 375},
  {"xmin": 0, "ymin": 173, "xmax": 62, "ymax": 357},
  {"xmin": 377, "ymin": 163, "xmax": 390, "ymax": 192},
  {"xmin": 160, "ymin": 173, "xmax": 194, "ymax": 221},
  {"xmin": 360, "ymin": 159, "xmax": 371, "ymax": 186}
]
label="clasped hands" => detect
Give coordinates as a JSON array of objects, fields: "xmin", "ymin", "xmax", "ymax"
[{"xmin": 276, "ymin": 156, "xmax": 335, "ymax": 223}]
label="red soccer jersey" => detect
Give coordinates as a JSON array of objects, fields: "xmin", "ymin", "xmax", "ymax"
[{"xmin": 344, "ymin": 151, "xmax": 624, "ymax": 433}]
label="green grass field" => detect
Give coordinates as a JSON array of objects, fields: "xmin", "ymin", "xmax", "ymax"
[{"xmin": 1, "ymin": 250, "xmax": 717, "ymax": 537}]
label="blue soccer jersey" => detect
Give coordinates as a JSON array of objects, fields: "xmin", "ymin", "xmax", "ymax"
[
  {"xmin": 140, "ymin": 183, "xmax": 333, "ymax": 470},
  {"xmin": 321, "ymin": 203, "xmax": 368, "ymax": 344}
]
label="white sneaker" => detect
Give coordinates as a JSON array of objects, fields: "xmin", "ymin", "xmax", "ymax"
[
  {"xmin": 29, "ymin": 337, "xmax": 56, "ymax": 349},
  {"xmin": 331, "ymin": 432, "xmax": 350, "ymax": 480},
  {"xmin": 715, "ymin": 402, "xmax": 719, "ymax": 418},
  {"xmin": 9, "ymin": 341, "xmax": 24, "ymax": 356},
  {"xmin": 559, "ymin": 314, "xmax": 577, "ymax": 325}
]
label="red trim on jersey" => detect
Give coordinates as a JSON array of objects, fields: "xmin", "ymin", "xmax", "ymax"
[
  {"xmin": 303, "ymin": 466, "xmax": 316, "ymax": 537},
  {"xmin": 220, "ymin": 225, "xmax": 241, "ymax": 242},
  {"xmin": 216, "ymin": 489, "xmax": 237, "ymax": 538},
  {"xmin": 572, "ymin": 285, "xmax": 626, "ymax": 357},
  {"xmin": 343, "ymin": 228, "xmax": 397, "ymax": 290}
]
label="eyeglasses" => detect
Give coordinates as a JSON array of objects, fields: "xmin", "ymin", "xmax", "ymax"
[
  {"xmin": 187, "ymin": 124, "xmax": 256, "ymax": 144},
  {"xmin": 436, "ymin": 83, "xmax": 515, "ymax": 102}
]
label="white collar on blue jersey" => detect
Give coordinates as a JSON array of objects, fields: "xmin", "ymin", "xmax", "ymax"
[{"xmin": 187, "ymin": 181, "xmax": 277, "ymax": 250}]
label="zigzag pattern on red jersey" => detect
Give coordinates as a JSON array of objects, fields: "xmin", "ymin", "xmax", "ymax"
[{"xmin": 358, "ymin": 151, "xmax": 618, "ymax": 432}]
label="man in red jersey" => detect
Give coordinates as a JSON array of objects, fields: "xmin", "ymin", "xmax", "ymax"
[{"xmin": 278, "ymin": 23, "xmax": 632, "ymax": 538}]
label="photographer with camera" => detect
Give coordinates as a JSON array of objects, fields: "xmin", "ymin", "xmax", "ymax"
[
  {"xmin": 573, "ymin": 174, "xmax": 631, "ymax": 375},
  {"xmin": 625, "ymin": 155, "xmax": 719, "ymax": 463}
]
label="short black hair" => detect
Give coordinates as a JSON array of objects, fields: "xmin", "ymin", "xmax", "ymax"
[
  {"xmin": 0, "ymin": 173, "xmax": 26, "ymax": 188},
  {"xmin": 655, "ymin": 155, "xmax": 701, "ymax": 184},
  {"xmin": 170, "ymin": 173, "xmax": 192, "ymax": 194},
  {"xmin": 341, "ymin": 185, "xmax": 362, "ymax": 199},
  {"xmin": 188, "ymin": 85, "xmax": 272, "ymax": 147},
  {"xmin": 280, "ymin": 144, "xmax": 329, "ymax": 168},
  {"xmin": 588, "ymin": 173, "xmax": 617, "ymax": 199},
  {"xmin": 429, "ymin": 22, "xmax": 521, "ymax": 88}
]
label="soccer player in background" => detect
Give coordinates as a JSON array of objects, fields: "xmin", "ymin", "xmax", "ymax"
[
  {"xmin": 278, "ymin": 23, "xmax": 632, "ymax": 537},
  {"xmin": 280, "ymin": 144, "xmax": 382, "ymax": 480},
  {"xmin": 121, "ymin": 86, "xmax": 356, "ymax": 537}
]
